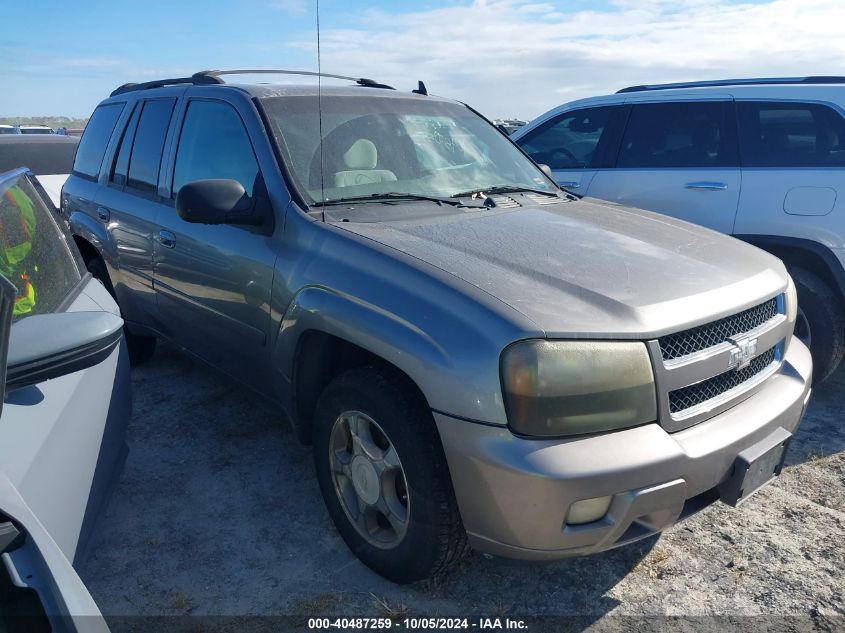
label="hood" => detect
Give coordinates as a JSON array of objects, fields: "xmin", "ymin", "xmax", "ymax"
[{"xmin": 334, "ymin": 197, "xmax": 787, "ymax": 338}]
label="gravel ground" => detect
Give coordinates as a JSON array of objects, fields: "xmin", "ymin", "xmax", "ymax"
[{"xmin": 78, "ymin": 342, "xmax": 844, "ymax": 628}]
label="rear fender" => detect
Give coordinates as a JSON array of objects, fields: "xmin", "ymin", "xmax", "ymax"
[{"xmin": 69, "ymin": 211, "xmax": 117, "ymax": 271}]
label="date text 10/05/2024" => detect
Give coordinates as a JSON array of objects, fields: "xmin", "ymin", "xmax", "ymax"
[{"xmin": 307, "ymin": 618, "xmax": 528, "ymax": 630}]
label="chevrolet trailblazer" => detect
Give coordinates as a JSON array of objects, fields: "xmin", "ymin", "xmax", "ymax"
[{"xmin": 61, "ymin": 70, "xmax": 811, "ymax": 583}]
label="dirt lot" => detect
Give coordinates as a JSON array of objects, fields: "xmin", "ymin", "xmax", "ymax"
[{"xmin": 78, "ymin": 342, "xmax": 844, "ymax": 627}]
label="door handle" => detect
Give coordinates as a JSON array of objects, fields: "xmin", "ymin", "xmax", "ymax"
[
  {"xmin": 557, "ymin": 181, "xmax": 581, "ymax": 189},
  {"xmin": 156, "ymin": 230, "xmax": 176, "ymax": 248},
  {"xmin": 685, "ymin": 181, "xmax": 728, "ymax": 191},
  {"xmin": 96, "ymin": 206, "xmax": 110, "ymax": 222}
]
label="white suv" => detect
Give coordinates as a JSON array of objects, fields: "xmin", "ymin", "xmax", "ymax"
[{"xmin": 513, "ymin": 77, "xmax": 845, "ymax": 382}]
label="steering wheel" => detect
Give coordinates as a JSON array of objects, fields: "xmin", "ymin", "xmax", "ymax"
[{"xmin": 552, "ymin": 147, "xmax": 579, "ymax": 167}]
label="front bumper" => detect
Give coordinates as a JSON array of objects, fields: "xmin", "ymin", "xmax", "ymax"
[{"xmin": 435, "ymin": 339, "xmax": 812, "ymax": 560}]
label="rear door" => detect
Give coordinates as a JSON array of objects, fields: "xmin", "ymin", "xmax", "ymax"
[
  {"xmin": 733, "ymin": 100, "xmax": 845, "ymax": 237},
  {"xmin": 587, "ymin": 99, "xmax": 742, "ymax": 233},
  {"xmin": 91, "ymin": 96, "xmax": 178, "ymax": 329},
  {"xmin": 515, "ymin": 105, "xmax": 626, "ymax": 193}
]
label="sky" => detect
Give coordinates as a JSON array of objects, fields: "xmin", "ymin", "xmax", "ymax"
[{"xmin": 3, "ymin": 0, "xmax": 845, "ymax": 120}]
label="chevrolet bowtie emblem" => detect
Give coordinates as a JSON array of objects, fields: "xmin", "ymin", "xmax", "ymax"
[{"xmin": 727, "ymin": 337, "xmax": 758, "ymax": 371}]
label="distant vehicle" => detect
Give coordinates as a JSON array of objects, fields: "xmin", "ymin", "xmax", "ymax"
[
  {"xmin": 0, "ymin": 135, "xmax": 80, "ymax": 208},
  {"xmin": 0, "ymin": 125, "xmax": 16, "ymax": 135},
  {"xmin": 512, "ymin": 76, "xmax": 845, "ymax": 382},
  {"xmin": 15, "ymin": 125, "xmax": 54, "ymax": 135},
  {"xmin": 493, "ymin": 118, "xmax": 528, "ymax": 135},
  {"xmin": 66, "ymin": 128, "xmax": 85, "ymax": 137},
  {"xmin": 0, "ymin": 166, "xmax": 130, "ymax": 629}
]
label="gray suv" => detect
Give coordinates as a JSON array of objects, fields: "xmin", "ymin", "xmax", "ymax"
[{"xmin": 62, "ymin": 70, "xmax": 811, "ymax": 583}]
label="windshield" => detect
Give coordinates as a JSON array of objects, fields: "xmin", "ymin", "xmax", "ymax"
[{"xmin": 260, "ymin": 94, "xmax": 554, "ymax": 205}]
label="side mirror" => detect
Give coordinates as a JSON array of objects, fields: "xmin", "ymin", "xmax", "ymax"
[
  {"xmin": 175, "ymin": 179, "xmax": 268, "ymax": 227},
  {"xmin": 538, "ymin": 164, "xmax": 553, "ymax": 178},
  {"xmin": 5, "ymin": 311, "xmax": 124, "ymax": 392}
]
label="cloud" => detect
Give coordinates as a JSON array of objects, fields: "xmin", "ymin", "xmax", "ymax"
[
  {"xmin": 304, "ymin": 0, "xmax": 845, "ymax": 119},
  {"xmin": 55, "ymin": 57, "xmax": 126, "ymax": 68}
]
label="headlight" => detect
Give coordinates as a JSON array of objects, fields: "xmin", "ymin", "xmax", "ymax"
[
  {"xmin": 785, "ymin": 275, "xmax": 798, "ymax": 347},
  {"xmin": 501, "ymin": 340, "xmax": 657, "ymax": 437}
]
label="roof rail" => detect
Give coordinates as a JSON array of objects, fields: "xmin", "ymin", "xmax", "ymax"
[
  {"xmin": 197, "ymin": 69, "xmax": 395, "ymax": 90},
  {"xmin": 110, "ymin": 74, "xmax": 222, "ymax": 97},
  {"xmin": 110, "ymin": 69, "xmax": 395, "ymax": 97},
  {"xmin": 616, "ymin": 76, "xmax": 845, "ymax": 94}
]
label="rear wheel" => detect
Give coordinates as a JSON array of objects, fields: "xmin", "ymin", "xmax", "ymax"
[
  {"xmin": 789, "ymin": 267, "xmax": 845, "ymax": 383},
  {"xmin": 86, "ymin": 257, "xmax": 157, "ymax": 366},
  {"xmin": 313, "ymin": 365, "xmax": 470, "ymax": 583}
]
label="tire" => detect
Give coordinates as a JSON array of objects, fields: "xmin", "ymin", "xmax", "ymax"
[
  {"xmin": 313, "ymin": 365, "xmax": 470, "ymax": 583},
  {"xmin": 86, "ymin": 257, "xmax": 157, "ymax": 366},
  {"xmin": 789, "ymin": 267, "xmax": 845, "ymax": 383}
]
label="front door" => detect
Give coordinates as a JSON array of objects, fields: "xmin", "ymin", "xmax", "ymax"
[
  {"xmin": 587, "ymin": 100, "xmax": 741, "ymax": 234},
  {"xmin": 153, "ymin": 98, "xmax": 277, "ymax": 391},
  {"xmin": 516, "ymin": 105, "xmax": 623, "ymax": 194}
]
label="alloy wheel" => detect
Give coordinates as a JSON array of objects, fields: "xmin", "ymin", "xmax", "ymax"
[{"xmin": 328, "ymin": 410, "xmax": 410, "ymax": 549}]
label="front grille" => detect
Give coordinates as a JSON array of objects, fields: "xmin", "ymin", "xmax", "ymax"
[
  {"xmin": 668, "ymin": 346, "xmax": 777, "ymax": 414},
  {"xmin": 659, "ymin": 298, "xmax": 778, "ymax": 361}
]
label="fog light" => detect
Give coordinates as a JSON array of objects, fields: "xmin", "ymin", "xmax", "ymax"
[{"xmin": 566, "ymin": 496, "xmax": 613, "ymax": 525}]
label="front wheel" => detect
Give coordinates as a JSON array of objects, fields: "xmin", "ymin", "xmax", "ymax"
[
  {"xmin": 313, "ymin": 365, "xmax": 470, "ymax": 583},
  {"xmin": 790, "ymin": 267, "xmax": 845, "ymax": 383}
]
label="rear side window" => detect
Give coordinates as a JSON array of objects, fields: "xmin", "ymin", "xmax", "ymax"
[
  {"xmin": 737, "ymin": 101, "xmax": 845, "ymax": 167},
  {"xmin": 72, "ymin": 103, "xmax": 124, "ymax": 179},
  {"xmin": 172, "ymin": 100, "xmax": 259, "ymax": 197},
  {"xmin": 0, "ymin": 172, "xmax": 82, "ymax": 321},
  {"xmin": 110, "ymin": 103, "xmax": 141, "ymax": 186},
  {"xmin": 126, "ymin": 98, "xmax": 176, "ymax": 193},
  {"xmin": 618, "ymin": 101, "xmax": 738, "ymax": 168},
  {"xmin": 518, "ymin": 106, "xmax": 615, "ymax": 169}
]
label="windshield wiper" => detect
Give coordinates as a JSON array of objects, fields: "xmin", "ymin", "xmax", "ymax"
[
  {"xmin": 450, "ymin": 185, "xmax": 562, "ymax": 198},
  {"xmin": 314, "ymin": 192, "xmax": 484, "ymax": 208}
]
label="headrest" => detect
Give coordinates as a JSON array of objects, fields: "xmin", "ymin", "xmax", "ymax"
[{"xmin": 343, "ymin": 139, "xmax": 378, "ymax": 170}]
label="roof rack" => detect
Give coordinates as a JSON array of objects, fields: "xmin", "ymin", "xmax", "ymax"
[
  {"xmin": 616, "ymin": 76, "xmax": 845, "ymax": 94},
  {"xmin": 110, "ymin": 69, "xmax": 395, "ymax": 97}
]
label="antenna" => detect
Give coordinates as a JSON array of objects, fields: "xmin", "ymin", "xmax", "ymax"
[{"xmin": 316, "ymin": 0, "xmax": 325, "ymax": 221}]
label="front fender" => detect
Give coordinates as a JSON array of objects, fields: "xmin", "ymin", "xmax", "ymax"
[{"xmin": 273, "ymin": 285, "xmax": 509, "ymax": 426}]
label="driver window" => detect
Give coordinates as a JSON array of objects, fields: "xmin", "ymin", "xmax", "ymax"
[
  {"xmin": 172, "ymin": 100, "xmax": 260, "ymax": 197},
  {"xmin": 519, "ymin": 106, "xmax": 614, "ymax": 169}
]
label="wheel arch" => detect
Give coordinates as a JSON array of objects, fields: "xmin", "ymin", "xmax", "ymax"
[
  {"xmin": 274, "ymin": 286, "xmax": 450, "ymax": 444},
  {"xmin": 69, "ymin": 211, "xmax": 116, "ymax": 267},
  {"xmin": 735, "ymin": 235, "xmax": 845, "ymax": 299},
  {"xmin": 72, "ymin": 234, "xmax": 100, "ymax": 265}
]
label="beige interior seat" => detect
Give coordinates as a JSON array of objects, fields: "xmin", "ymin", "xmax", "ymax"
[{"xmin": 334, "ymin": 139, "xmax": 397, "ymax": 187}]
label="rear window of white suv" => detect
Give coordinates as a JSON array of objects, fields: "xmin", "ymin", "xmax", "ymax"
[{"xmin": 737, "ymin": 101, "xmax": 845, "ymax": 167}]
